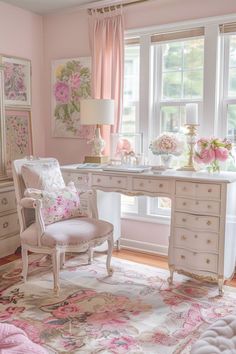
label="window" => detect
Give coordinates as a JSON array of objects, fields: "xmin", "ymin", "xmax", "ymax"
[
  {"xmin": 121, "ymin": 42, "xmax": 140, "ymax": 213},
  {"xmin": 221, "ymin": 26, "xmax": 236, "ymax": 144},
  {"xmin": 121, "ymin": 19, "xmax": 236, "ymax": 221}
]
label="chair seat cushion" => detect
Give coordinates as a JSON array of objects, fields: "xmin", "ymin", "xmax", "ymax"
[
  {"xmin": 21, "ymin": 218, "xmax": 113, "ymax": 247},
  {"xmin": 191, "ymin": 315, "xmax": 236, "ymax": 354}
]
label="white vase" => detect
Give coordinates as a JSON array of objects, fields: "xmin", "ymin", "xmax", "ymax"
[{"xmin": 160, "ymin": 154, "xmax": 172, "ymax": 168}]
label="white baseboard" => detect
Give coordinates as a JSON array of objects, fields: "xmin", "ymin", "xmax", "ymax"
[{"xmin": 120, "ymin": 238, "xmax": 168, "ymax": 256}]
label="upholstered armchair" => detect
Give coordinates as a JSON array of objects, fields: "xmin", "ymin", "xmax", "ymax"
[{"xmin": 12, "ymin": 157, "xmax": 114, "ymax": 293}]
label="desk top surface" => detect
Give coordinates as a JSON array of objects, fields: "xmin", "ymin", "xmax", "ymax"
[{"xmin": 61, "ymin": 164, "xmax": 236, "ymax": 183}]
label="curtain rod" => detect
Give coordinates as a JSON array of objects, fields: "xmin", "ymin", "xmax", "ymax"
[{"xmin": 88, "ymin": 0, "xmax": 149, "ymax": 14}]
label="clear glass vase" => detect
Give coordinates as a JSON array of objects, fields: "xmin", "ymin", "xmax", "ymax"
[
  {"xmin": 160, "ymin": 154, "xmax": 172, "ymax": 168},
  {"xmin": 207, "ymin": 160, "xmax": 220, "ymax": 174}
]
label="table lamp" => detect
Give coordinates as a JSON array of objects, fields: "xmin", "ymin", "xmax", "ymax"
[{"xmin": 80, "ymin": 98, "xmax": 115, "ymax": 163}]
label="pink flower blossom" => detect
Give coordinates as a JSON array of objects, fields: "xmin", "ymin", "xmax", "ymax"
[
  {"xmin": 70, "ymin": 73, "xmax": 81, "ymax": 90},
  {"xmin": 200, "ymin": 148, "xmax": 215, "ymax": 164},
  {"xmin": 54, "ymin": 81, "xmax": 70, "ymax": 104},
  {"xmin": 52, "ymin": 304, "xmax": 80, "ymax": 318},
  {"xmin": 215, "ymin": 147, "xmax": 229, "ymax": 161}
]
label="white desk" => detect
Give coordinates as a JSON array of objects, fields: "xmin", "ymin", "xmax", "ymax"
[{"xmin": 61, "ymin": 165, "xmax": 236, "ymax": 295}]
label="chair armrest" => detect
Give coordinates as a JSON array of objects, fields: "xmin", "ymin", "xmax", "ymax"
[
  {"xmin": 20, "ymin": 197, "xmax": 36, "ymax": 209},
  {"xmin": 19, "ymin": 197, "xmax": 46, "ymax": 245}
]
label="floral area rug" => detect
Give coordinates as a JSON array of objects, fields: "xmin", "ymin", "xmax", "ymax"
[{"xmin": 0, "ymin": 254, "xmax": 236, "ymax": 354}]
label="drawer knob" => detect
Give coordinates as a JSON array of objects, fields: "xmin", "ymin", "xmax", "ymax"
[
  {"xmin": 182, "ymin": 202, "xmax": 186, "ymax": 206},
  {"xmin": 206, "ymin": 259, "xmax": 210, "ymax": 264},
  {"xmin": 181, "ymin": 255, "xmax": 185, "ymax": 260},
  {"xmin": 208, "ymin": 188, "xmax": 212, "ymax": 193},
  {"xmin": 117, "ymin": 180, "xmax": 121, "ymax": 184},
  {"xmin": 181, "ymin": 235, "xmax": 187, "ymax": 241},
  {"xmin": 207, "ymin": 220, "xmax": 212, "ymax": 226},
  {"xmin": 1, "ymin": 198, "xmax": 8, "ymax": 205},
  {"xmin": 182, "ymin": 187, "xmax": 187, "ymax": 191},
  {"xmin": 182, "ymin": 218, "xmax": 186, "ymax": 222},
  {"xmin": 195, "ymin": 201, "xmax": 199, "ymax": 205},
  {"xmin": 207, "ymin": 239, "xmax": 211, "ymax": 244},
  {"xmin": 193, "ymin": 252, "xmax": 197, "ymax": 256},
  {"xmin": 139, "ymin": 182, "xmax": 144, "ymax": 187},
  {"xmin": 207, "ymin": 205, "xmax": 211, "ymax": 209},
  {"xmin": 194, "ymin": 234, "xmax": 198, "ymax": 238},
  {"xmin": 3, "ymin": 221, "xmax": 8, "ymax": 229},
  {"xmin": 159, "ymin": 184, "xmax": 163, "ymax": 188},
  {"xmin": 195, "ymin": 184, "xmax": 199, "ymax": 188},
  {"xmin": 97, "ymin": 178, "xmax": 101, "ymax": 183}
]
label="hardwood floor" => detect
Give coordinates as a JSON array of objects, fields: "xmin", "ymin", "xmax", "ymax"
[{"xmin": 1, "ymin": 248, "xmax": 236, "ymax": 287}]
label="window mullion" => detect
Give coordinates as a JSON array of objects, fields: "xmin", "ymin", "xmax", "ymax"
[{"xmin": 218, "ymin": 35, "xmax": 230, "ymax": 137}]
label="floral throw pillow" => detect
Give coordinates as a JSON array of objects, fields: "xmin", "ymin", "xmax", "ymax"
[{"xmin": 24, "ymin": 182, "xmax": 87, "ymax": 225}]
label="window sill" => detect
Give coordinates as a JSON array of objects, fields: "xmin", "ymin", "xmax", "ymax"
[{"xmin": 121, "ymin": 213, "xmax": 171, "ymax": 225}]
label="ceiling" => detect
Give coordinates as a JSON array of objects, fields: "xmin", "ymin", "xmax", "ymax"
[{"xmin": 1, "ymin": 0, "xmax": 107, "ymax": 15}]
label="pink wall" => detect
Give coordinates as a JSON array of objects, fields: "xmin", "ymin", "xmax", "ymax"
[
  {"xmin": 43, "ymin": 10, "xmax": 91, "ymax": 164},
  {"xmin": 44, "ymin": 0, "xmax": 236, "ymax": 164},
  {"xmin": 0, "ymin": 2, "xmax": 45, "ymax": 156}
]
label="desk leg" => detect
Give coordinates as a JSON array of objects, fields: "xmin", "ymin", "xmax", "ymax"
[
  {"xmin": 168, "ymin": 265, "xmax": 175, "ymax": 285},
  {"xmin": 116, "ymin": 239, "xmax": 121, "ymax": 251},
  {"xmin": 218, "ymin": 276, "xmax": 224, "ymax": 297}
]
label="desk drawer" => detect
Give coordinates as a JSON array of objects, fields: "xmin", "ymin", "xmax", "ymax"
[
  {"xmin": 132, "ymin": 178, "xmax": 170, "ymax": 193},
  {"xmin": 174, "ymin": 227, "xmax": 219, "ymax": 252},
  {"xmin": 174, "ymin": 248, "xmax": 218, "ymax": 273},
  {"xmin": 63, "ymin": 172, "xmax": 89, "ymax": 187},
  {"xmin": 92, "ymin": 174, "xmax": 127, "ymax": 189},
  {"xmin": 176, "ymin": 181, "xmax": 221, "ymax": 200},
  {"xmin": 0, "ymin": 190, "xmax": 17, "ymax": 213},
  {"xmin": 176, "ymin": 197, "xmax": 220, "ymax": 215},
  {"xmin": 0, "ymin": 212, "xmax": 19, "ymax": 238},
  {"xmin": 175, "ymin": 212, "xmax": 219, "ymax": 232}
]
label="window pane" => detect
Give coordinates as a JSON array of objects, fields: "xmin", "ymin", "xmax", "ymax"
[
  {"xmin": 183, "ymin": 70, "xmax": 203, "ymax": 98},
  {"xmin": 229, "ymin": 35, "xmax": 236, "ymax": 67},
  {"xmin": 161, "ymin": 37, "xmax": 204, "ymax": 100},
  {"xmin": 160, "ymin": 105, "xmax": 185, "ymax": 132},
  {"xmin": 122, "ymin": 45, "xmax": 140, "ymax": 133},
  {"xmin": 228, "ymin": 68, "xmax": 236, "ymax": 97},
  {"xmin": 183, "ymin": 39, "xmax": 204, "ymax": 69},
  {"xmin": 163, "ymin": 42, "xmax": 182, "ymax": 71},
  {"xmin": 148, "ymin": 197, "xmax": 171, "ymax": 216},
  {"xmin": 162, "ymin": 71, "xmax": 182, "ymax": 99},
  {"xmin": 227, "ymin": 104, "xmax": 236, "ymax": 143},
  {"xmin": 121, "ymin": 195, "xmax": 138, "ymax": 213}
]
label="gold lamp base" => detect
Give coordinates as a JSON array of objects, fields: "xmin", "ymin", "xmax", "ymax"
[{"xmin": 84, "ymin": 155, "xmax": 109, "ymax": 164}]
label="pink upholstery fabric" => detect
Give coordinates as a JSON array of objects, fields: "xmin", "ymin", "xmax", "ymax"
[
  {"xmin": 21, "ymin": 159, "xmax": 65, "ymax": 190},
  {"xmin": 191, "ymin": 315, "xmax": 236, "ymax": 354},
  {"xmin": 0, "ymin": 323, "xmax": 47, "ymax": 354},
  {"xmin": 21, "ymin": 218, "xmax": 113, "ymax": 247},
  {"xmin": 25, "ymin": 182, "xmax": 86, "ymax": 225},
  {"xmin": 89, "ymin": 8, "xmax": 124, "ymax": 154}
]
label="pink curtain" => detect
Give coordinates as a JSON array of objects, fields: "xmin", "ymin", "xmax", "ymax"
[{"xmin": 89, "ymin": 8, "xmax": 124, "ymax": 153}]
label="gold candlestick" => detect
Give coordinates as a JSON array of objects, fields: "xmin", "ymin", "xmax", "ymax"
[{"xmin": 179, "ymin": 124, "xmax": 199, "ymax": 172}]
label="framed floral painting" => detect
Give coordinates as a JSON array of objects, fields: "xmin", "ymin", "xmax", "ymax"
[
  {"xmin": 2, "ymin": 56, "xmax": 31, "ymax": 106},
  {"xmin": 5, "ymin": 109, "xmax": 33, "ymax": 176},
  {"xmin": 51, "ymin": 57, "xmax": 94, "ymax": 139}
]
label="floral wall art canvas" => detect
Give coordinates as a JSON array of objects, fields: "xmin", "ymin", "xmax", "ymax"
[
  {"xmin": 51, "ymin": 57, "xmax": 94, "ymax": 139},
  {"xmin": 5, "ymin": 109, "xmax": 33, "ymax": 176},
  {"xmin": 2, "ymin": 56, "xmax": 31, "ymax": 106}
]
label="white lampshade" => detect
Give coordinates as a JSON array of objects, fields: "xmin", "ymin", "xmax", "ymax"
[{"xmin": 80, "ymin": 99, "xmax": 115, "ymax": 125}]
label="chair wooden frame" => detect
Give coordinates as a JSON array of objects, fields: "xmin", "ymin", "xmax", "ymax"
[{"xmin": 12, "ymin": 158, "xmax": 114, "ymax": 293}]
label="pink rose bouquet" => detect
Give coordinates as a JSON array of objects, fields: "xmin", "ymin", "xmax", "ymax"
[
  {"xmin": 194, "ymin": 137, "xmax": 233, "ymax": 172},
  {"xmin": 149, "ymin": 133, "xmax": 184, "ymax": 156}
]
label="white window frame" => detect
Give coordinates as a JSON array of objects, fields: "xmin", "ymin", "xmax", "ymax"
[
  {"xmin": 122, "ymin": 13, "xmax": 236, "ymax": 223},
  {"xmin": 219, "ymin": 32, "xmax": 236, "ymax": 141}
]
